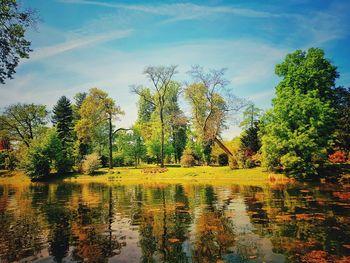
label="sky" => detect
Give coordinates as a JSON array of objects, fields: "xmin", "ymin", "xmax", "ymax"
[{"xmin": 1, "ymin": 0, "xmax": 350, "ymax": 139}]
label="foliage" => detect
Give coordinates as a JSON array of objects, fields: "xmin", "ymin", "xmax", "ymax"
[
  {"xmin": 328, "ymin": 151, "xmax": 347, "ymax": 164},
  {"xmin": 180, "ymin": 148, "xmax": 196, "ymax": 168},
  {"xmin": 0, "ymin": 103, "xmax": 48, "ymax": 147},
  {"xmin": 132, "ymin": 65, "xmax": 178, "ymax": 167},
  {"xmin": 218, "ymin": 153, "xmax": 228, "ymax": 166},
  {"xmin": 75, "ymin": 88, "xmax": 124, "ymax": 169},
  {"xmin": 260, "ymin": 48, "xmax": 338, "ymax": 178},
  {"xmin": 81, "ymin": 153, "xmax": 101, "ymax": 175},
  {"xmin": 239, "ymin": 104, "xmax": 262, "ymax": 130},
  {"xmin": 332, "ymin": 87, "xmax": 350, "ymax": 152},
  {"xmin": 25, "ymin": 129, "xmax": 70, "ymax": 179},
  {"xmin": 0, "ymin": 150, "xmax": 16, "ymax": 170},
  {"xmin": 240, "ymin": 122, "xmax": 261, "ymax": 153},
  {"xmin": 0, "ymin": 0, "xmax": 37, "ymax": 84},
  {"xmin": 115, "ymin": 128, "xmax": 147, "ymax": 167},
  {"xmin": 52, "ymin": 96, "xmax": 74, "ymax": 146}
]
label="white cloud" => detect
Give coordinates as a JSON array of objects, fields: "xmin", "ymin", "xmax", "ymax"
[
  {"xmin": 58, "ymin": 0, "xmax": 279, "ymax": 22},
  {"xmin": 2, "ymin": 38, "xmax": 287, "ymax": 134},
  {"xmin": 29, "ymin": 29, "xmax": 132, "ymax": 61}
]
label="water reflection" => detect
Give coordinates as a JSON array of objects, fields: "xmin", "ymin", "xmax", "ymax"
[{"xmin": 0, "ymin": 181, "xmax": 349, "ymax": 262}]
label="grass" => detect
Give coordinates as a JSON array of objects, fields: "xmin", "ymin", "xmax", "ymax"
[
  {"xmin": 0, "ymin": 166, "xmax": 290, "ymax": 187},
  {"xmin": 63, "ymin": 166, "xmax": 290, "ymax": 186}
]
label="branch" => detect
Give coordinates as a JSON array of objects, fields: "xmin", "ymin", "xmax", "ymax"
[{"xmin": 113, "ymin": 127, "xmax": 132, "ymax": 136}]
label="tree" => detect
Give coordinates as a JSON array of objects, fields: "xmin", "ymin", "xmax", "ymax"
[
  {"xmin": 52, "ymin": 96, "xmax": 74, "ymax": 172},
  {"xmin": 52, "ymin": 96, "xmax": 74, "ymax": 146},
  {"xmin": 75, "ymin": 88, "xmax": 124, "ymax": 169},
  {"xmin": 0, "ymin": 0, "xmax": 37, "ymax": 84},
  {"xmin": 0, "ymin": 103, "xmax": 48, "ymax": 147},
  {"xmin": 115, "ymin": 128, "xmax": 146, "ymax": 167},
  {"xmin": 185, "ymin": 66, "xmax": 246, "ymax": 162},
  {"xmin": 260, "ymin": 48, "xmax": 338, "ymax": 178},
  {"xmin": 132, "ymin": 65, "xmax": 177, "ymax": 167},
  {"xmin": 239, "ymin": 103, "xmax": 262, "ymax": 130},
  {"xmin": 333, "ymin": 87, "xmax": 350, "ymax": 153},
  {"xmin": 24, "ymin": 129, "xmax": 68, "ymax": 179}
]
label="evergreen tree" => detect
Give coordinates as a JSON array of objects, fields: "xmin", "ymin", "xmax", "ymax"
[{"xmin": 52, "ymin": 96, "xmax": 74, "ymax": 146}]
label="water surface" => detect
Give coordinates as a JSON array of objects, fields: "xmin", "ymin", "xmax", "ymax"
[{"xmin": 0, "ymin": 180, "xmax": 349, "ymax": 262}]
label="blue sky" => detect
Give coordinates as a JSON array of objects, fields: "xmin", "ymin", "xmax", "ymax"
[{"xmin": 1, "ymin": 0, "xmax": 350, "ymax": 138}]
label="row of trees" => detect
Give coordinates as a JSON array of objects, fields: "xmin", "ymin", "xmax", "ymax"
[
  {"xmin": 0, "ymin": 48, "xmax": 349, "ymax": 179},
  {"xmin": 0, "ymin": 65, "xmax": 247, "ymax": 178}
]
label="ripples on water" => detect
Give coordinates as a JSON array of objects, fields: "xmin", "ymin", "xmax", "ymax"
[{"xmin": 0, "ymin": 181, "xmax": 349, "ymax": 262}]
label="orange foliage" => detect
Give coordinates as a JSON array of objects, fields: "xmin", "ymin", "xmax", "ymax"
[
  {"xmin": 328, "ymin": 151, "xmax": 348, "ymax": 163},
  {"xmin": 333, "ymin": 192, "xmax": 350, "ymax": 200}
]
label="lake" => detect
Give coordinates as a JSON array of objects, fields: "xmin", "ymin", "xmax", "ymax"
[{"xmin": 0, "ymin": 180, "xmax": 349, "ymax": 262}]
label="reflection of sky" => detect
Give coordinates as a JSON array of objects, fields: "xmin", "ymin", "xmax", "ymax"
[
  {"xmin": 229, "ymin": 196, "xmax": 285, "ymax": 262},
  {"xmin": 1, "ymin": 0, "xmax": 350, "ymax": 139}
]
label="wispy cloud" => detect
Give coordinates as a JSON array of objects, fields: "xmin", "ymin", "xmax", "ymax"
[
  {"xmin": 58, "ymin": 0, "xmax": 279, "ymax": 22},
  {"xmin": 29, "ymin": 29, "xmax": 132, "ymax": 61}
]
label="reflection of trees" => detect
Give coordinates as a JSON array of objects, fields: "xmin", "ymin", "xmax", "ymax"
[
  {"xmin": 0, "ymin": 209, "xmax": 44, "ymax": 262},
  {"xmin": 243, "ymin": 184, "xmax": 350, "ymax": 262},
  {"xmin": 71, "ymin": 201, "xmax": 122, "ymax": 262},
  {"xmin": 138, "ymin": 185, "xmax": 192, "ymax": 262},
  {"xmin": 193, "ymin": 186, "xmax": 235, "ymax": 262}
]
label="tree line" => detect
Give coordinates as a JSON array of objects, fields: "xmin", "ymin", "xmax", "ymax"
[{"xmin": 0, "ymin": 48, "xmax": 349, "ymax": 180}]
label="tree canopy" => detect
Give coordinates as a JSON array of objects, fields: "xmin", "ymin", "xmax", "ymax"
[{"xmin": 0, "ymin": 0, "xmax": 37, "ymax": 84}]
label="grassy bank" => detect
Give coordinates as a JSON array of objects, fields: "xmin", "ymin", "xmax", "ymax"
[{"xmin": 0, "ymin": 166, "xmax": 290, "ymax": 187}]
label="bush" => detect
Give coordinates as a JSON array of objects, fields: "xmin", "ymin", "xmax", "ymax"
[
  {"xmin": 218, "ymin": 153, "xmax": 229, "ymax": 166},
  {"xmin": 229, "ymin": 156, "xmax": 238, "ymax": 169},
  {"xmin": 81, "ymin": 153, "xmax": 101, "ymax": 174},
  {"xmin": 24, "ymin": 129, "xmax": 72, "ymax": 179},
  {"xmin": 180, "ymin": 148, "xmax": 195, "ymax": 168},
  {"xmin": 25, "ymin": 149, "xmax": 51, "ymax": 179},
  {"xmin": 328, "ymin": 151, "xmax": 347, "ymax": 164},
  {"xmin": 280, "ymin": 152, "xmax": 317, "ymax": 178}
]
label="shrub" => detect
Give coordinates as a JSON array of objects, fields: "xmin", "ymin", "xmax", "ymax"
[
  {"xmin": 251, "ymin": 152, "xmax": 262, "ymax": 166},
  {"xmin": 229, "ymin": 156, "xmax": 238, "ymax": 169},
  {"xmin": 81, "ymin": 153, "xmax": 101, "ymax": 174},
  {"xmin": 328, "ymin": 151, "xmax": 347, "ymax": 164},
  {"xmin": 180, "ymin": 148, "xmax": 195, "ymax": 168},
  {"xmin": 24, "ymin": 129, "xmax": 72, "ymax": 179},
  {"xmin": 218, "ymin": 153, "xmax": 229, "ymax": 166},
  {"xmin": 280, "ymin": 152, "xmax": 317, "ymax": 179}
]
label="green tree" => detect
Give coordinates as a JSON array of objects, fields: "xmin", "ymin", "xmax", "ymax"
[
  {"xmin": 25, "ymin": 129, "xmax": 68, "ymax": 179},
  {"xmin": 185, "ymin": 66, "xmax": 246, "ymax": 163},
  {"xmin": 332, "ymin": 87, "xmax": 350, "ymax": 153},
  {"xmin": 132, "ymin": 65, "xmax": 177, "ymax": 167},
  {"xmin": 0, "ymin": 0, "xmax": 37, "ymax": 84},
  {"xmin": 0, "ymin": 103, "xmax": 48, "ymax": 147},
  {"xmin": 239, "ymin": 103, "xmax": 262, "ymax": 130},
  {"xmin": 115, "ymin": 128, "xmax": 146, "ymax": 167},
  {"xmin": 75, "ymin": 88, "xmax": 124, "ymax": 169},
  {"xmin": 164, "ymin": 82, "xmax": 187, "ymax": 163},
  {"xmin": 261, "ymin": 48, "xmax": 338, "ymax": 178},
  {"xmin": 52, "ymin": 96, "xmax": 74, "ymax": 146}
]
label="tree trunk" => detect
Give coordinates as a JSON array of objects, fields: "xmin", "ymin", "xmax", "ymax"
[
  {"xmin": 108, "ymin": 115, "xmax": 113, "ymax": 169},
  {"xmin": 160, "ymin": 107, "xmax": 165, "ymax": 168},
  {"xmin": 214, "ymin": 137, "xmax": 233, "ymax": 157}
]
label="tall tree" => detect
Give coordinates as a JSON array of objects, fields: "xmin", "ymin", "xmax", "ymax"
[
  {"xmin": 0, "ymin": 0, "xmax": 37, "ymax": 84},
  {"xmin": 260, "ymin": 48, "xmax": 338, "ymax": 177},
  {"xmin": 185, "ymin": 66, "xmax": 246, "ymax": 160},
  {"xmin": 52, "ymin": 96, "xmax": 74, "ymax": 146},
  {"xmin": 0, "ymin": 103, "xmax": 47, "ymax": 147},
  {"xmin": 239, "ymin": 103, "xmax": 262, "ymax": 130},
  {"xmin": 333, "ymin": 86, "xmax": 350, "ymax": 153},
  {"xmin": 132, "ymin": 65, "xmax": 177, "ymax": 167},
  {"xmin": 75, "ymin": 88, "xmax": 124, "ymax": 169}
]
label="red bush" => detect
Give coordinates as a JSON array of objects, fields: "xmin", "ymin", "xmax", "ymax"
[{"xmin": 328, "ymin": 151, "xmax": 347, "ymax": 164}]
